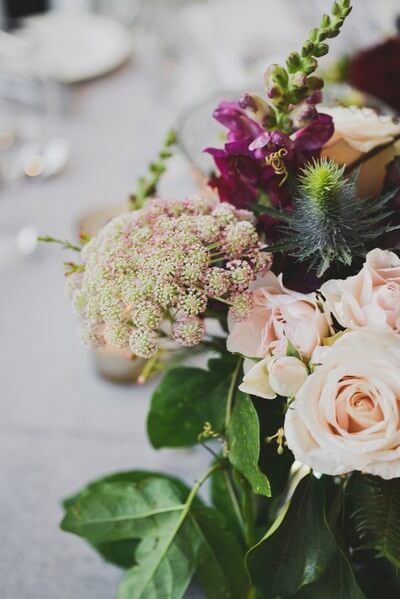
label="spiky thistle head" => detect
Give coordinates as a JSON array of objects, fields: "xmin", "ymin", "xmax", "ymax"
[
  {"xmin": 297, "ymin": 158, "xmax": 346, "ymax": 215},
  {"xmin": 276, "ymin": 158, "xmax": 397, "ymax": 277}
]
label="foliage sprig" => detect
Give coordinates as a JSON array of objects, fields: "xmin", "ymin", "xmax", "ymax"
[
  {"xmin": 265, "ymin": 0, "xmax": 352, "ymax": 132},
  {"xmin": 129, "ymin": 128, "xmax": 177, "ymax": 210}
]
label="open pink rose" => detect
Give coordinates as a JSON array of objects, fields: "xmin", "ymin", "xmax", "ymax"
[
  {"xmin": 321, "ymin": 249, "xmax": 400, "ymax": 332},
  {"xmin": 284, "ymin": 329, "xmax": 400, "ymax": 479},
  {"xmin": 227, "ymin": 272, "xmax": 330, "ymax": 359}
]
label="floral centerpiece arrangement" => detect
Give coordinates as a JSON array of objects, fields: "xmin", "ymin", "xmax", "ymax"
[{"xmin": 47, "ymin": 1, "xmax": 400, "ymax": 597}]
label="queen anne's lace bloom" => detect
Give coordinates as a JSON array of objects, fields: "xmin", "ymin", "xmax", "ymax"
[{"xmin": 70, "ymin": 197, "xmax": 271, "ymax": 357}]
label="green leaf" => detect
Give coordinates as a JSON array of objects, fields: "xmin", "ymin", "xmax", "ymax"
[
  {"xmin": 349, "ymin": 473, "xmax": 400, "ymax": 569},
  {"xmin": 92, "ymin": 538, "xmax": 139, "ymax": 569},
  {"xmin": 61, "ymin": 478, "xmax": 186, "ymax": 543},
  {"xmin": 62, "ymin": 470, "xmax": 192, "ymax": 569},
  {"xmin": 62, "ymin": 471, "xmax": 248, "ymax": 599},
  {"xmin": 116, "ymin": 510, "xmax": 199, "ymax": 599},
  {"xmin": 147, "ymin": 358, "xmax": 236, "ymax": 449},
  {"xmin": 294, "ymin": 480, "xmax": 364, "ymax": 599},
  {"xmin": 294, "ymin": 549, "xmax": 365, "ymax": 599},
  {"xmin": 62, "ymin": 470, "xmax": 190, "ymax": 509},
  {"xmin": 247, "ymin": 474, "xmax": 363, "ymax": 599},
  {"xmin": 226, "ymin": 393, "xmax": 271, "ymax": 497},
  {"xmin": 192, "ymin": 507, "xmax": 249, "ymax": 599}
]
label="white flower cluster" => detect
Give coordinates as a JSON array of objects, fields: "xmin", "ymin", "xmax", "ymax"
[{"xmin": 69, "ymin": 197, "xmax": 271, "ymax": 358}]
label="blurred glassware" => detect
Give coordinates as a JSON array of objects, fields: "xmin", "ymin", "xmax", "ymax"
[
  {"xmin": 90, "ymin": 0, "xmax": 140, "ymax": 27},
  {"xmin": 0, "ymin": 68, "xmax": 67, "ymax": 185},
  {"xmin": 0, "ymin": 224, "xmax": 39, "ymax": 271},
  {"xmin": 13, "ymin": 12, "xmax": 133, "ymax": 83}
]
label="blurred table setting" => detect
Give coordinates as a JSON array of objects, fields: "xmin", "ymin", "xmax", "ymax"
[{"xmin": 0, "ymin": 0, "xmax": 400, "ymax": 597}]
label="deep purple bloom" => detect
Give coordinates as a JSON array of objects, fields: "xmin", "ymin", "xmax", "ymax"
[
  {"xmin": 205, "ymin": 101, "xmax": 334, "ymax": 235},
  {"xmin": 212, "ymin": 101, "xmax": 264, "ymax": 143}
]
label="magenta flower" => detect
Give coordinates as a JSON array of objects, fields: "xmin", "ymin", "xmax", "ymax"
[{"xmin": 205, "ymin": 101, "xmax": 334, "ymax": 235}]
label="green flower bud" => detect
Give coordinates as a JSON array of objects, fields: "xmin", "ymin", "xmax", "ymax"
[
  {"xmin": 321, "ymin": 14, "xmax": 331, "ymax": 28},
  {"xmin": 266, "ymin": 63, "xmax": 289, "ymax": 87},
  {"xmin": 314, "ymin": 43, "xmax": 329, "ymax": 57},
  {"xmin": 286, "ymin": 51, "xmax": 302, "ymax": 73},
  {"xmin": 302, "ymin": 57, "xmax": 318, "ymax": 75},
  {"xmin": 302, "ymin": 40, "xmax": 315, "ymax": 57},
  {"xmin": 309, "ymin": 28, "xmax": 319, "ymax": 42},
  {"xmin": 332, "ymin": 1, "xmax": 341, "ymax": 17}
]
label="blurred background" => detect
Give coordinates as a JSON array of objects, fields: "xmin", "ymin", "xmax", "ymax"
[{"xmin": 0, "ymin": 1, "xmax": 399, "ymax": 597}]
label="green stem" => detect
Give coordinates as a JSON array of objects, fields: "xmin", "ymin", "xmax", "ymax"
[
  {"xmin": 242, "ymin": 480, "xmax": 256, "ymax": 547},
  {"xmin": 38, "ymin": 235, "xmax": 81, "ymax": 252},
  {"xmin": 185, "ymin": 463, "xmax": 222, "ymax": 510},
  {"xmin": 224, "ymin": 467, "xmax": 246, "ymax": 535},
  {"xmin": 136, "ymin": 348, "xmax": 162, "ymax": 384},
  {"xmin": 224, "ymin": 357, "xmax": 243, "ymax": 431}
]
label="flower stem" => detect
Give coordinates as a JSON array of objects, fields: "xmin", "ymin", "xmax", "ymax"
[
  {"xmin": 185, "ymin": 463, "xmax": 222, "ymax": 508},
  {"xmin": 38, "ymin": 235, "xmax": 81, "ymax": 252},
  {"xmin": 224, "ymin": 357, "xmax": 243, "ymax": 431}
]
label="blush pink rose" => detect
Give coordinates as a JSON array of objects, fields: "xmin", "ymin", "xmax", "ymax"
[
  {"xmin": 321, "ymin": 249, "xmax": 400, "ymax": 332},
  {"xmin": 227, "ymin": 272, "xmax": 330, "ymax": 360},
  {"xmin": 284, "ymin": 328, "xmax": 400, "ymax": 479}
]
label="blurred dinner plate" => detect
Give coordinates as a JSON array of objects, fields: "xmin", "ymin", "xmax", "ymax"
[{"xmin": 14, "ymin": 13, "xmax": 132, "ymax": 83}]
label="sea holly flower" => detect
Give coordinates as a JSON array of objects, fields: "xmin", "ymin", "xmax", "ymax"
[{"xmin": 69, "ymin": 197, "xmax": 272, "ymax": 358}]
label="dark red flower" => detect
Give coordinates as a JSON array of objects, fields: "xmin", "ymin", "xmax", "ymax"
[{"xmin": 349, "ymin": 37, "xmax": 400, "ymax": 114}]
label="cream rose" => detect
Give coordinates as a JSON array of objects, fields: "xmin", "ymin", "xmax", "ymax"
[
  {"xmin": 321, "ymin": 249, "xmax": 400, "ymax": 332},
  {"xmin": 227, "ymin": 272, "xmax": 330, "ymax": 360},
  {"xmin": 239, "ymin": 356, "xmax": 308, "ymax": 399},
  {"xmin": 284, "ymin": 328, "xmax": 400, "ymax": 479},
  {"xmin": 321, "ymin": 106, "xmax": 400, "ymax": 197}
]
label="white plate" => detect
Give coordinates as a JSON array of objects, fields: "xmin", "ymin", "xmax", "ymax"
[{"xmin": 15, "ymin": 13, "xmax": 132, "ymax": 83}]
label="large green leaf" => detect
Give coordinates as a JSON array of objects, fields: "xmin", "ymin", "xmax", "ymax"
[
  {"xmin": 294, "ymin": 548, "xmax": 365, "ymax": 599},
  {"xmin": 62, "ymin": 473, "xmax": 248, "ymax": 599},
  {"xmin": 147, "ymin": 358, "xmax": 236, "ymax": 449},
  {"xmin": 63, "ymin": 470, "xmax": 190, "ymax": 509},
  {"xmin": 62, "ymin": 471, "xmax": 190, "ymax": 569},
  {"xmin": 61, "ymin": 478, "xmax": 186, "ymax": 543},
  {"xmin": 349, "ymin": 473, "xmax": 400, "ymax": 569},
  {"xmin": 192, "ymin": 507, "xmax": 249, "ymax": 599},
  {"xmin": 294, "ymin": 480, "xmax": 364, "ymax": 599},
  {"xmin": 246, "ymin": 475, "xmax": 363, "ymax": 598},
  {"xmin": 226, "ymin": 393, "xmax": 271, "ymax": 497},
  {"xmin": 93, "ymin": 538, "xmax": 139, "ymax": 569}
]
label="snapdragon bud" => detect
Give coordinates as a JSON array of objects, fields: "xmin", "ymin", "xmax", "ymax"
[
  {"xmin": 286, "ymin": 51, "xmax": 302, "ymax": 74},
  {"xmin": 264, "ymin": 64, "xmax": 288, "ymax": 104},
  {"xmin": 239, "ymin": 93, "xmax": 271, "ymax": 123}
]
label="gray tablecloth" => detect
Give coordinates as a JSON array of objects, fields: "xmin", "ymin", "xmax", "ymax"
[{"xmin": 0, "ymin": 62, "xmax": 206, "ymax": 598}]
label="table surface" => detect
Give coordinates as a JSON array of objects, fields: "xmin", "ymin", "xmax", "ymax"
[
  {"xmin": 1, "ymin": 2, "xmax": 398, "ymax": 597},
  {"xmin": 0, "ymin": 58, "xmax": 208, "ymax": 598}
]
